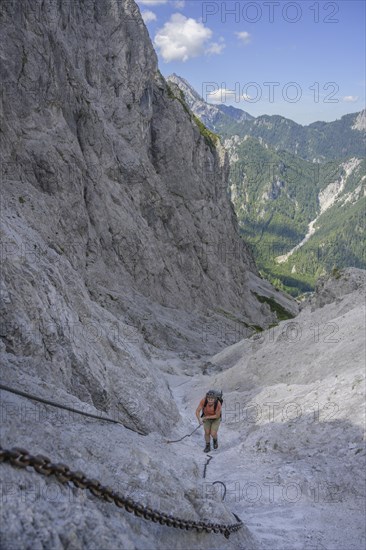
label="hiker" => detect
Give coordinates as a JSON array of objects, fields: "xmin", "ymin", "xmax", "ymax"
[{"xmin": 196, "ymin": 390, "xmax": 222, "ymax": 453}]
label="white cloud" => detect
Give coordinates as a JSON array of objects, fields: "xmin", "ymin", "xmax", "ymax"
[
  {"xmin": 207, "ymin": 88, "xmax": 237, "ymax": 103},
  {"xmin": 174, "ymin": 0, "xmax": 185, "ymax": 8},
  {"xmin": 154, "ymin": 14, "xmax": 213, "ymax": 62},
  {"xmin": 206, "ymin": 38, "xmax": 226, "ymax": 55},
  {"xmin": 343, "ymin": 95, "xmax": 359, "ymax": 103},
  {"xmin": 141, "ymin": 10, "xmax": 157, "ymax": 23},
  {"xmin": 206, "ymin": 87, "xmax": 252, "ymax": 103},
  {"xmin": 138, "ymin": 0, "xmax": 167, "ymax": 5},
  {"xmin": 236, "ymin": 31, "xmax": 251, "ymax": 44}
]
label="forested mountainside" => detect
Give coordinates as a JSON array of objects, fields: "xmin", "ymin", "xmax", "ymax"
[
  {"xmin": 226, "ymin": 137, "xmax": 365, "ymax": 294},
  {"xmin": 169, "ymin": 75, "xmax": 365, "ymax": 294}
]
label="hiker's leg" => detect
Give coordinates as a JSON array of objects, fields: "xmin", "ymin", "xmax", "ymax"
[
  {"xmin": 211, "ymin": 418, "xmax": 221, "ymax": 440},
  {"xmin": 211, "ymin": 419, "xmax": 221, "ymax": 449},
  {"xmin": 203, "ymin": 421, "xmax": 211, "ymax": 443}
]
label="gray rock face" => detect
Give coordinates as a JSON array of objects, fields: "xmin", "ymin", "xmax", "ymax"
[
  {"xmin": 304, "ymin": 268, "xmax": 366, "ymax": 310},
  {"xmin": 201, "ymin": 267, "xmax": 365, "ymax": 550},
  {"xmin": 0, "ymin": 0, "xmax": 295, "ymax": 434},
  {"xmin": 352, "ymin": 109, "xmax": 366, "ymax": 131},
  {"xmin": 0, "ymin": 1, "xmax": 297, "ymax": 547}
]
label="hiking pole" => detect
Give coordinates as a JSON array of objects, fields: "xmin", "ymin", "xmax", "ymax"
[{"xmin": 166, "ymin": 424, "xmax": 202, "ymax": 444}]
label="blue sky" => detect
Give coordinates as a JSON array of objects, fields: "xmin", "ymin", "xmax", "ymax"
[{"xmin": 136, "ymin": 0, "xmax": 365, "ymax": 125}]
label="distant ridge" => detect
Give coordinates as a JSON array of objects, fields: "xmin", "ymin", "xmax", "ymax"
[{"xmin": 168, "ymin": 74, "xmax": 365, "ymax": 161}]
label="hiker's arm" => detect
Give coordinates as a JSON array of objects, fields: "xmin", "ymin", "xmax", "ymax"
[{"xmin": 196, "ymin": 405, "xmax": 203, "ymax": 423}]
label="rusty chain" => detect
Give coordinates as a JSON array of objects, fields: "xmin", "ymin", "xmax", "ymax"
[{"xmin": 0, "ymin": 447, "xmax": 242, "ymax": 539}]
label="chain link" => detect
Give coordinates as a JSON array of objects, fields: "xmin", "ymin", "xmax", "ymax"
[{"xmin": 0, "ymin": 447, "xmax": 242, "ymax": 539}]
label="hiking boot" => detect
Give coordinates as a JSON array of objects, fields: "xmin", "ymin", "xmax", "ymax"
[
  {"xmin": 213, "ymin": 438, "xmax": 218, "ymax": 449},
  {"xmin": 204, "ymin": 443, "xmax": 211, "ymax": 453}
]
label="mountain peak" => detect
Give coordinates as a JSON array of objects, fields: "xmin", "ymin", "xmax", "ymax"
[
  {"xmin": 167, "ymin": 73, "xmax": 203, "ymax": 103},
  {"xmin": 167, "ymin": 74, "xmax": 254, "ymax": 131}
]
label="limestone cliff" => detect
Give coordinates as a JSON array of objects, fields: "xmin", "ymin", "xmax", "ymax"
[{"xmin": 0, "ymin": 0, "xmax": 296, "ymax": 435}]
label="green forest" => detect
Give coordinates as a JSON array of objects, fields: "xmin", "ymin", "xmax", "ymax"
[{"xmin": 229, "ymin": 138, "xmax": 365, "ymax": 295}]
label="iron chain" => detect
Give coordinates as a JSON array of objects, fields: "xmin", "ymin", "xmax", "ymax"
[{"xmin": 0, "ymin": 447, "xmax": 242, "ymax": 539}]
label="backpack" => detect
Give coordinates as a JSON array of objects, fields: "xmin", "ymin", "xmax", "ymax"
[{"xmin": 201, "ymin": 390, "xmax": 223, "ymax": 418}]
